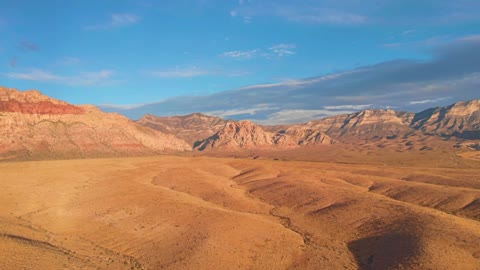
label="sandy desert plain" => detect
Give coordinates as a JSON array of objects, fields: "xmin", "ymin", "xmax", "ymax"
[{"xmin": 1, "ymin": 147, "xmax": 480, "ymax": 270}]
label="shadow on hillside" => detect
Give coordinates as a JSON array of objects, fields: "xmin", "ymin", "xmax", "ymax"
[{"xmin": 347, "ymin": 232, "xmax": 420, "ymax": 270}]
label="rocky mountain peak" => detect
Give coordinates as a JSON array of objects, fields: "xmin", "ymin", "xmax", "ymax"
[
  {"xmin": 0, "ymin": 86, "xmax": 85, "ymax": 115},
  {"xmin": 448, "ymin": 100, "xmax": 480, "ymax": 116}
]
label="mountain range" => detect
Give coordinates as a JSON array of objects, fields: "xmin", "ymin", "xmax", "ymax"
[
  {"xmin": 1, "ymin": 86, "xmax": 479, "ymax": 160},
  {"xmin": 0, "ymin": 87, "xmax": 189, "ymax": 160}
]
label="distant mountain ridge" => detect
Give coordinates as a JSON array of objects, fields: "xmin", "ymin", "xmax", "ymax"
[
  {"xmin": 411, "ymin": 100, "xmax": 480, "ymax": 138},
  {"xmin": 194, "ymin": 120, "xmax": 298, "ymax": 151},
  {"xmin": 138, "ymin": 113, "xmax": 227, "ymax": 145},
  {"xmin": 272, "ymin": 109, "xmax": 415, "ymax": 140},
  {"xmin": 1, "ymin": 86, "xmax": 478, "ymax": 160},
  {"xmin": 142, "ymin": 116, "xmax": 337, "ymax": 151},
  {"xmin": 264, "ymin": 100, "xmax": 480, "ymax": 140},
  {"xmin": 0, "ymin": 87, "xmax": 190, "ymax": 160},
  {"xmin": 142, "ymin": 99, "xmax": 479, "ymax": 152}
]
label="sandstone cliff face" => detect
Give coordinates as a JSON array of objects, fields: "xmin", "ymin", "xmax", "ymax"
[
  {"xmin": 0, "ymin": 88, "xmax": 85, "ymax": 114},
  {"xmin": 0, "ymin": 87, "xmax": 190, "ymax": 160},
  {"xmin": 300, "ymin": 109, "xmax": 415, "ymax": 141},
  {"xmin": 194, "ymin": 120, "xmax": 335, "ymax": 151},
  {"xmin": 194, "ymin": 120, "xmax": 278, "ymax": 150},
  {"xmin": 138, "ymin": 113, "xmax": 226, "ymax": 146},
  {"xmin": 287, "ymin": 128, "xmax": 336, "ymax": 145},
  {"xmin": 411, "ymin": 100, "xmax": 480, "ymax": 139}
]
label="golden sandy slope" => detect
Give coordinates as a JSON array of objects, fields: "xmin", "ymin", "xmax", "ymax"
[{"xmin": 1, "ymin": 155, "xmax": 480, "ymax": 269}]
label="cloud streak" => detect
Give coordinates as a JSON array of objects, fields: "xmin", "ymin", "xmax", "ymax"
[
  {"xmin": 409, "ymin": 97, "xmax": 451, "ymax": 105},
  {"xmin": 148, "ymin": 67, "xmax": 211, "ymax": 78},
  {"xmin": 324, "ymin": 104, "xmax": 372, "ymax": 110},
  {"xmin": 221, "ymin": 43, "xmax": 296, "ymax": 59},
  {"xmin": 229, "ymin": 0, "xmax": 480, "ymax": 26},
  {"xmin": 206, "ymin": 104, "xmax": 278, "ymax": 119},
  {"xmin": 4, "ymin": 69, "xmax": 117, "ymax": 86},
  {"xmin": 220, "ymin": 49, "xmax": 258, "ymax": 59},
  {"xmin": 269, "ymin": 44, "xmax": 296, "ymax": 56},
  {"xmin": 146, "ymin": 66, "xmax": 249, "ymax": 78},
  {"xmin": 85, "ymin": 14, "xmax": 141, "ymax": 30},
  {"xmin": 102, "ymin": 35, "xmax": 480, "ymax": 123}
]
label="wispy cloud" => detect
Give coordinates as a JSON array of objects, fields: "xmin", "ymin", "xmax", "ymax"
[
  {"xmin": 85, "ymin": 13, "xmax": 141, "ymax": 30},
  {"xmin": 253, "ymin": 109, "xmax": 355, "ymax": 125},
  {"xmin": 57, "ymin": 56, "xmax": 81, "ymax": 66},
  {"xmin": 4, "ymin": 69, "xmax": 116, "ymax": 86},
  {"xmin": 147, "ymin": 66, "xmax": 249, "ymax": 78},
  {"xmin": 220, "ymin": 49, "xmax": 258, "ymax": 59},
  {"xmin": 269, "ymin": 44, "xmax": 296, "ymax": 56},
  {"xmin": 206, "ymin": 104, "xmax": 277, "ymax": 118},
  {"xmin": 147, "ymin": 66, "xmax": 211, "ymax": 78},
  {"xmin": 104, "ymin": 35, "xmax": 480, "ymax": 123},
  {"xmin": 230, "ymin": 1, "xmax": 480, "ymax": 26},
  {"xmin": 402, "ymin": 29, "xmax": 416, "ymax": 36},
  {"xmin": 221, "ymin": 44, "xmax": 296, "ymax": 59},
  {"xmin": 324, "ymin": 104, "xmax": 372, "ymax": 110},
  {"xmin": 383, "ymin": 36, "xmax": 451, "ymax": 49},
  {"xmin": 409, "ymin": 97, "xmax": 451, "ymax": 105},
  {"xmin": 285, "ymin": 9, "xmax": 367, "ymax": 25},
  {"xmin": 6, "ymin": 69, "xmax": 61, "ymax": 82},
  {"xmin": 230, "ymin": 2, "xmax": 368, "ymax": 25}
]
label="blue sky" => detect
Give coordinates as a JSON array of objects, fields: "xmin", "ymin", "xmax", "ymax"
[{"xmin": 1, "ymin": 0, "xmax": 480, "ymax": 123}]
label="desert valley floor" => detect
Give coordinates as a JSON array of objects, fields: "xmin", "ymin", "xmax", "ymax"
[{"xmin": 1, "ymin": 153, "xmax": 480, "ymax": 270}]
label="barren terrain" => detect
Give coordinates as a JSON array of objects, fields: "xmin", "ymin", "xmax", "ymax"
[{"xmin": 1, "ymin": 153, "xmax": 480, "ymax": 269}]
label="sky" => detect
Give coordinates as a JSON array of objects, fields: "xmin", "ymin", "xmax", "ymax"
[{"xmin": 1, "ymin": 0, "xmax": 480, "ymax": 123}]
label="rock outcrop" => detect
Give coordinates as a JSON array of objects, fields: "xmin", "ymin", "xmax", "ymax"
[
  {"xmin": 288, "ymin": 128, "xmax": 336, "ymax": 146},
  {"xmin": 194, "ymin": 120, "xmax": 335, "ymax": 151},
  {"xmin": 269, "ymin": 100, "xmax": 479, "ymax": 143},
  {"xmin": 0, "ymin": 88, "xmax": 85, "ymax": 114},
  {"xmin": 411, "ymin": 100, "xmax": 480, "ymax": 139},
  {"xmin": 305, "ymin": 109, "xmax": 415, "ymax": 140},
  {"xmin": 0, "ymin": 87, "xmax": 190, "ymax": 160},
  {"xmin": 138, "ymin": 113, "xmax": 226, "ymax": 146}
]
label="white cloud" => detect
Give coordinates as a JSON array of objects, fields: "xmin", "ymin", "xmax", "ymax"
[
  {"xmin": 253, "ymin": 109, "xmax": 354, "ymax": 125},
  {"xmin": 287, "ymin": 11, "xmax": 367, "ymax": 25},
  {"xmin": 269, "ymin": 43, "xmax": 296, "ymax": 56},
  {"xmin": 5, "ymin": 69, "xmax": 61, "ymax": 82},
  {"xmin": 85, "ymin": 13, "xmax": 141, "ymax": 30},
  {"xmin": 221, "ymin": 44, "xmax": 296, "ymax": 59},
  {"xmin": 111, "ymin": 14, "xmax": 140, "ymax": 27},
  {"xmin": 383, "ymin": 35, "xmax": 450, "ymax": 49},
  {"xmin": 243, "ymin": 16, "xmax": 252, "ymax": 23},
  {"xmin": 409, "ymin": 97, "xmax": 450, "ymax": 105},
  {"xmin": 205, "ymin": 104, "xmax": 277, "ymax": 118},
  {"xmin": 147, "ymin": 66, "xmax": 249, "ymax": 78},
  {"xmin": 148, "ymin": 66, "xmax": 211, "ymax": 78},
  {"xmin": 4, "ymin": 69, "xmax": 116, "ymax": 86},
  {"xmin": 231, "ymin": 3, "xmax": 367, "ymax": 26},
  {"xmin": 458, "ymin": 35, "xmax": 480, "ymax": 42},
  {"xmin": 236, "ymin": 70, "xmax": 357, "ymax": 91},
  {"xmin": 57, "ymin": 56, "xmax": 81, "ymax": 66},
  {"xmin": 324, "ymin": 104, "xmax": 372, "ymax": 110},
  {"xmin": 220, "ymin": 49, "xmax": 258, "ymax": 59},
  {"xmin": 402, "ymin": 29, "xmax": 416, "ymax": 35}
]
